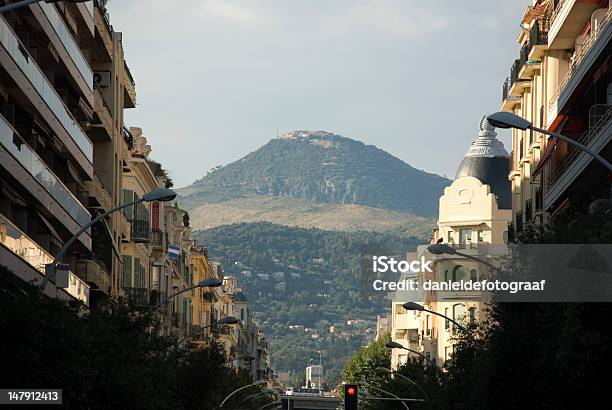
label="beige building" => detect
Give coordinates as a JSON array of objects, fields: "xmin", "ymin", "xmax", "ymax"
[
  {"xmin": 500, "ymin": 0, "xmax": 612, "ymax": 231},
  {"xmin": 391, "ymin": 117, "xmax": 512, "ymax": 368}
]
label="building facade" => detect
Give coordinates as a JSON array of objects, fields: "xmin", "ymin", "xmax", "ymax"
[
  {"xmin": 391, "ymin": 117, "xmax": 512, "ymax": 368},
  {"xmin": 501, "ymin": 0, "xmax": 612, "ymax": 232}
]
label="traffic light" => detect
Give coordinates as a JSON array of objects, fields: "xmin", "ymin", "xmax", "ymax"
[{"xmin": 344, "ymin": 383, "xmax": 358, "ymax": 410}]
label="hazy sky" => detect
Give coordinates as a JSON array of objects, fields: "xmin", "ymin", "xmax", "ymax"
[{"xmin": 107, "ymin": 0, "xmax": 526, "ymax": 187}]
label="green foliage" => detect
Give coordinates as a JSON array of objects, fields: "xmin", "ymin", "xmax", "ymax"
[
  {"xmin": 0, "ymin": 271, "xmax": 256, "ymax": 409},
  {"xmin": 194, "ymin": 222, "xmax": 422, "ymax": 386},
  {"xmin": 441, "ymin": 208, "xmax": 612, "ymax": 409},
  {"xmin": 343, "ymin": 332, "xmax": 391, "ymax": 386},
  {"xmin": 184, "ymin": 133, "xmax": 450, "ymax": 216}
]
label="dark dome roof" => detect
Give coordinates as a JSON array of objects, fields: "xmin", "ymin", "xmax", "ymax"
[
  {"xmin": 235, "ymin": 291, "xmax": 247, "ymax": 302},
  {"xmin": 455, "ymin": 116, "xmax": 512, "ymax": 210}
]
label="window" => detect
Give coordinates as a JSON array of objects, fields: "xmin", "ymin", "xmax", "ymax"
[
  {"xmin": 122, "ymin": 255, "xmax": 132, "ymax": 288},
  {"xmin": 122, "ymin": 189, "xmax": 134, "ymax": 219},
  {"xmin": 447, "ymin": 230, "xmax": 454, "ymax": 243},
  {"xmin": 444, "ymin": 269, "xmax": 449, "ymax": 282},
  {"xmin": 469, "ymin": 306, "xmax": 477, "ymax": 325},
  {"xmin": 452, "ymin": 265, "xmax": 465, "ymax": 282},
  {"xmin": 470, "ymin": 269, "xmax": 478, "ymax": 282},
  {"xmin": 477, "ymin": 229, "xmax": 484, "ymax": 242},
  {"xmin": 134, "ymin": 258, "xmax": 143, "ymax": 288},
  {"xmin": 240, "ymin": 308, "xmax": 245, "ymax": 321},
  {"xmin": 444, "ymin": 347, "xmax": 450, "ymax": 362},
  {"xmin": 444, "ymin": 308, "xmax": 450, "ymax": 330},
  {"xmin": 452, "ymin": 303, "xmax": 466, "ymax": 333},
  {"xmin": 459, "ymin": 228, "xmax": 472, "ymax": 244},
  {"xmin": 398, "ymin": 354, "xmax": 407, "ymax": 365},
  {"xmin": 426, "ymin": 315, "xmax": 431, "ymax": 336}
]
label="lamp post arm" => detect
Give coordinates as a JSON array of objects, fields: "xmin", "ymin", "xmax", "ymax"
[
  {"xmin": 363, "ymin": 382, "xmax": 409, "ymax": 410},
  {"xmin": 219, "ymin": 381, "xmax": 265, "ymax": 408},
  {"xmin": 391, "ymin": 373, "xmax": 430, "ymax": 401},
  {"xmin": 41, "ymin": 198, "xmax": 144, "ymax": 290},
  {"xmin": 157, "ymin": 283, "xmax": 199, "ymax": 307},
  {"xmin": 531, "ymin": 125, "xmax": 612, "ymax": 172},
  {"xmin": 0, "ymin": 0, "xmax": 38, "ymax": 13},
  {"xmin": 453, "ymin": 251, "xmax": 499, "ymax": 272}
]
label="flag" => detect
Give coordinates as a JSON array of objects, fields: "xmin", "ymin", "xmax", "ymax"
[{"xmin": 168, "ymin": 244, "xmax": 180, "ymax": 261}]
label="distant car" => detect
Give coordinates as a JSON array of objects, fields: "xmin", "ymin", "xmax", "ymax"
[{"xmin": 285, "ymin": 387, "xmax": 294, "ymax": 396}]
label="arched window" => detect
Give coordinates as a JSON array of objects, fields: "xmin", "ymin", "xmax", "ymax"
[
  {"xmin": 470, "ymin": 269, "xmax": 478, "ymax": 282},
  {"xmin": 452, "ymin": 265, "xmax": 466, "ymax": 282},
  {"xmin": 240, "ymin": 308, "xmax": 245, "ymax": 321}
]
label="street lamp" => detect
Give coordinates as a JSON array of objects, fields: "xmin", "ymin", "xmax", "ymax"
[
  {"xmin": 384, "ymin": 341, "xmax": 443, "ymax": 373},
  {"xmin": 360, "ymin": 379, "xmax": 410, "ymax": 410},
  {"xmin": 240, "ymin": 388, "xmax": 275, "ymax": 404},
  {"xmin": 427, "ymin": 243, "xmax": 499, "ymax": 271},
  {"xmin": 0, "ymin": 0, "xmax": 89, "ymax": 13},
  {"xmin": 156, "ymin": 278, "xmax": 223, "ymax": 307},
  {"xmin": 374, "ymin": 367, "xmax": 430, "ymax": 401},
  {"xmin": 402, "ymin": 302, "xmax": 477, "ymax": 343},
  {"xmin": 205, "ymin": 316, "xmax": 240, "ymax": 328},
  {"xmin": 219, "ymin": 379, "xmax": 267, "ymax": 408},
  {"xmin": 488, "ymin": 111, "xmax": 612, "ymax": 172},
  {"xmin": 260, "ymin": 400, "xmax": 282, "ymax": 410},
  {"xmin": 42, "ymin": 187, "xmax": 177, "ymax": 292},
  {"xmin": 225, "ymin": 354, "xmax": 255, "ymax": 365}
]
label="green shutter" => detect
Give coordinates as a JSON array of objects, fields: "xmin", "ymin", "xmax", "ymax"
[
  {"xmin": 123, "ymin": 189, "xmax": 134, "ymax": 219},
  {"xmin": 135, "ymin": 258, "xmax": 142, "ymax": 289},
  {"xmin": 122, "ymin": 255, "xmax": 132, "ymax": 288}
]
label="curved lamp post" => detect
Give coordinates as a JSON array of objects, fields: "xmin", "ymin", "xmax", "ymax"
[
  {"xmin": 384, "ymin": 341, "xmax": 443, "ymax": 374},
  {"xmin": 427, "ymin": 243, "xmax": 499, "ymax": 272},
  {"xmin": 219, "ymin": 379, "xmax": 267, "ymax": 408},
  {"xmin": 375, "ymin": 367, "xmax": 430, "ymax": 401},
  {"xmin": 156, "ymin": 278, "xmax": 223, "ymax": 307},
  {"xmin": 360, "ymin": 379, "xmax": 409, "ymax": 410},
  {"xmin": 487, "ymin": 111, "xmax": 612, "ymax": 172},
  {"xmin": 226, "ymin": 353, "xmax": 255, "ymax": 365},
  {"xmin": 402, "ymin": 302, "xmax": 477, "ymax": 344},
  {"xmin": 0, "ymin": 0, "xmax": 88, "ymax": 14},
  {"xmin": 240, "ymin": 388, "xmax": 275, "ymax": 404},
  {"xmin": 42, "ymin": 188, "xmax": 177, "ymax": 292},
  {"xmin": 260, "ymin": 399, "xmax": 281, "ymax": 410}
]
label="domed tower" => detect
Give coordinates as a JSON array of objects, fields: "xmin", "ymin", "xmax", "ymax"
[{"xmin": 455, "ymin": 116, "xmax": 511, "ymax": 209}]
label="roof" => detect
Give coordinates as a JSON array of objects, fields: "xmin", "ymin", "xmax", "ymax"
[{"xmin": 455, "ymin": 116, "xmax": 512, "ymax": 210}]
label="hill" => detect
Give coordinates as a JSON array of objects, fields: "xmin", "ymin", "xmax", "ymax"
[
  {"xmin": 179, "ymin": 130, "xmax": 450, "ymax": 218},
  {"xmin": 193, "ymin": 222, "xmax": 423, "ymax": 386}
]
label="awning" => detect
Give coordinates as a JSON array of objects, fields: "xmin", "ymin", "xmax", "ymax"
[{"xmin": 533, "ymin": 137, "xmax": 557, "ymax": 176}]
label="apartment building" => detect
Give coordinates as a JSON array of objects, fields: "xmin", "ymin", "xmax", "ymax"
[
  {"xmin": 501, "ymin": 0, "xmax": 612, "ymax": 232},
  {"xmin": 0, "ymin": 0, "xmax": 136, "ymax": 305},
  {"xmin": 390, "ymin": 117, "xmax": 512, "ymax": 368},
  {"xmin": 190, "ymin": 245, "xmax": 221, "ymax": 344}
]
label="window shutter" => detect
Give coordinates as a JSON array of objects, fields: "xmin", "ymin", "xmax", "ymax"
[{"xmin": 122, "ymin": 255, "xmax": 132, "ymax": 288}]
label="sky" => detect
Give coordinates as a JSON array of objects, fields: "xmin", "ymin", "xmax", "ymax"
[{"xmin": 107, "ymin": 0, "xmax": 527, "ymax": 188}]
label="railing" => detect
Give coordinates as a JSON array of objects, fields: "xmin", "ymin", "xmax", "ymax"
[
  {"xmin": 502, "ymin": 77, "xmax": 511, "ymax": 102},
  {"xmin": 548, "ymin": 105, "xmax": 612, "ymax": 186},
  {"xmin": 0, "ymin": 212, "xmax": 90, "ymax": 305},
  {"xmin": 529, "ymin": 19, "xmax": 549, "ymax": 48},
  {"xmin": 149, "ymin": 289, "xmax": 167, "ymax": 306},
  {"xmin": 0, "ymin": 17, "xmax": 93, "ymax": 162},
  {"xmin": 0, "ymin": 114, "xmax": 91, "ymax": 228},
  {"xmin": 122, "ymin": 126, "xmax": 134, "ymax": 150},
  {"xmin": 150, "ymin": 229, "xmax": 165, "ymax": 248},
  {"xmin": 515, "ymin": 211, "xmax": 524, "ymax": 233},
  {"xmin": 549, "ymin": 6, "xmax": 612, "ymax": 110},
  {"xmin": 123, "ymin": 287, "xmax": 149, "ymax": 306},
  {"xmin": 549, "ymin": 0, "xmax": 567, "ymax": 28},
  {"xmin": 130, "ymin": 219, "xmax": 150, "ymax": 242},
  {"xmin": 75, "ymin": 257, "xmax": 111, "ymax": 294}
]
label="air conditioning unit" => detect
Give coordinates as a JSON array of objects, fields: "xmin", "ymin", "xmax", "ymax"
[{"xmin": 94, "ymin": 70, "xmax": 112, "ymax": 87}]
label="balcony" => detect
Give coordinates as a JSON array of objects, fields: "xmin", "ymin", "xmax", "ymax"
[
  {"xmin": 0, "ymin": 16, "xmax": 94, "ymax": 176},
  {"xmin": 123, "ymin": 61, "xmax": 136, "ymax": 108},
  {"xmin": 76, "ymin": 257, "xmax": 111, "ymax": 294},
  {"xmin": 528, "ymin": 19, "xmax": 549, "ymax": 60},
  {"xmin": 549, "ymin": 6, "xmax": 612, "ymax": 119},
  {"xmin": 545, "ymin": 105, "xmax": 612, "ymax": 210},
  {"xmin": 90, "ymin": 86, "xmax": 113, "ymax": 142},
  {"xmin": 123, "ymin": 287, "xmax": 149, "ymax": 306},
  {"xmin": 0, "ymin": 212, "xmax": 90, "ymax": 305},
  {"xmin": 150, "ymin": 229, "xmax": 165, "ymax": 249},
  {"xmin": 130, "ymin": 219, "xmax": 150, "ymax": 243},
  {"xmin": 0, "ymin": 113, "xmax": 91, "ymax": 230},
  {"xmin": 501, "ymin": 77, "xmax": 521, "ymax": 111},
  {"xmin": 85, "ymin": 172, "xmax": 112, "ymax": 211},
  {"xmin": 93, "ymin": 0, "xmax": 113, "ymax": 60},
  {"xmin": 548, "ymin": 0, "xmax": 602, "ymax": 50},
  {"xmin": 29, "ymin": 2, "xmax": 94, "ymax": 101},
  {"xmin": 149, "ymin": 289, "xmax": 167, "ymax": 306}
]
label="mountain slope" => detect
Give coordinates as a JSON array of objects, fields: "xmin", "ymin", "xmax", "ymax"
[{"xmin": 180, "ymin": 131, "xmax": 450, "ymax": 217}]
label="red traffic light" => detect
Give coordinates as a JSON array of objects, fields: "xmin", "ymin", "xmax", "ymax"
[
  {"xmin": 344, "ymin": 384, "xmax": 358, "ymax": 410},
  {"xmin": 347, "ymin": 386, "xmax": 356, "ymax": 396}
]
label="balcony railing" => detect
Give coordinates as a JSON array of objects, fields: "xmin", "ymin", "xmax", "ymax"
[
  {"xmin": 0, "ymin": 17, "xmax": 93, "ymax": 162},
  {"xmin": 149, "ymin": 290, "xmax": 167, "ymax": 306},
  {"xmin": 36, "ymin": 2, "xmax": 94, "ymax": 92},
  {"xmin": 122, "ymin": 126, "xmax": 135, "ymax": 150},
  {"xmin": 150, "ymin": 229, "xmax": 165, "ymax": 248},
  {"xmin": 130, "ymin": 219, "xmax": 150, "ymax": 243},
  {"xmin": 0, "ymin": 212, "xmax": 90, "ymax": 305},
  {"xmin": 502, "ymin": 77, "xmax": 511, "ymax": 102},
  {"xmin": 548, "ymin": 105, "xmax": 612, "ymax": 187},
  {"xmin": 529, "ymin": 19, "xmax": 548, "ymax": 48},
  {"xmin": 75, "ymin": 257, "xmax": 111, "ymax": 294},
  {"xmin": 0, "ymin": 114, "xmax": 91, "ymax": 228},
  {"xmin": 123, "ymin": 287, "xmax": 149, "ymax": 306},
  {"xmin": 549, "ymin": 6, "xmax": 612, "ymax": 110}
]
